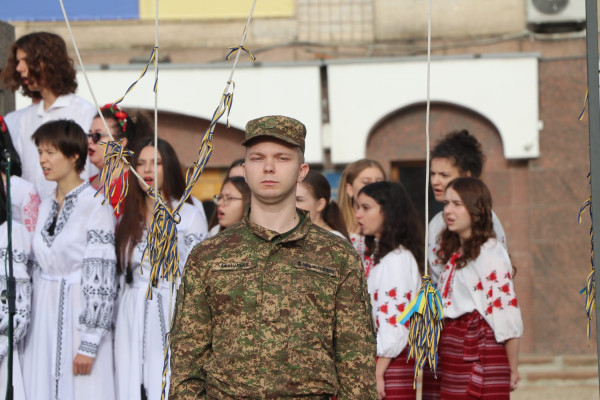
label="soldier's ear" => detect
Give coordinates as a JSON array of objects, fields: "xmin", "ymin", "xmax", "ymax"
[{"xmin": 298, "ymin": 163, "xmax": 309, "ymax": 183}]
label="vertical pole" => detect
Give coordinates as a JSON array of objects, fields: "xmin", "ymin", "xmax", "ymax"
[{"xmin": 584, "ymin": 0, "xmax": 600, "ymax": 391}]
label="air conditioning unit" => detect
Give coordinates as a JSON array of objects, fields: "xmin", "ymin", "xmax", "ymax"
[{"xmin": 527, "ymin": 0, "xmax": 586, "ymax": 31}]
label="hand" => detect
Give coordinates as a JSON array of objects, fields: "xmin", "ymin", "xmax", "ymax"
[
  {"xmin": 376, "ymin": 374, "xmax": 386, "ymax": 399},
  {"xmin": 73, "ymin": 354, "xmax": 94, "ymax": 376},
  {"xmin": 510, "ymin": 369, "xmax": 521, "ymax": 391}
]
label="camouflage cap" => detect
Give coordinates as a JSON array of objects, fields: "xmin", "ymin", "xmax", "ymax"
[{"xmin": 243, "ymin": 115, "xmax": 306, "ymax": 153}]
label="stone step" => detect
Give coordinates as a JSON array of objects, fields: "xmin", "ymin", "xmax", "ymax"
[{"xmin": 519, "ymin": 354, "xmax": 599, "ymax": 387}]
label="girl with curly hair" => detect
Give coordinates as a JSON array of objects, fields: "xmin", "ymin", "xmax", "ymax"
[
  {"xmin": 355, "ymin": 181, "xmax": 423, "ymax": 400},
  {"xmin": 436, "ymin": 177, "xmax": 522, "ymax": 398},
  {"xmin": 1, "ymin": 32, "xmax": 96, "ymax": 199}
]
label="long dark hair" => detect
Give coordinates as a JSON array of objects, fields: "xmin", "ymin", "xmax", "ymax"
[
  {"xmin": 300, "ymin": 170, "xmax": 350, "ymax": 240},
  {"xmin": 208, "ymin": 176, "xmax": 251, "ymax": 230},
  {"xmin": 115, "ymin": 137, "xmax": 188, "ymax": 272},
  {"xmin": 437, "ymin": 177, "xmax": 495, "ymax": 269},
  {"xmin": 359, "ymin": 181, "xmax": 424, "ymax": 274}
]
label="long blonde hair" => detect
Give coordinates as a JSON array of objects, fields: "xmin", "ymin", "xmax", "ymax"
[{"xmin": 337, "ymin": 159, "xmax": 386, "ymax": 234}]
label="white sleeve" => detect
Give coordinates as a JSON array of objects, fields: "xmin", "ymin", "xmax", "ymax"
[
  {"xmin": 372, "ymin": 250, "xmax": 421, "ymax": 358},
  {"xmin": 476, "ymin": 244, "xmax": 523, "ymax": 343},
  {"xmin": 0, "ymin": 224, "xmax": 31, "ymax": 362},
  {"xmin": 491, "ymin": 210, "xmax": 507, "ymax": 250},
  {"xmin": 428, "ymin": 212, "xmax": 445, "ymax": 285},
  {"xmin": 78, "ymin": 204, "xmax": 117, "ymax": 358},
  {"xmin": 178, "ymin": 205, "xmax": 208, "ymax": 269}
]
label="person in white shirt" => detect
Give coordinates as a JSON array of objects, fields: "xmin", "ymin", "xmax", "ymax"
[
  {"xmin": 23, "ymin": 119, "xmax": 117, "ymax": 400},
  {"xmin": 355, "ymin": 181, "xmax": 423, "ymax": 400},
  {"xmin": 113, "ymin": 137, "xmax": 207, "ymax": 400},
  {"xmin": 436, "ymin": 177, "xmax": 522, "ymax": 398},
  {"xmin": 0, "ymin": 115, "xmax": 40, "ymax": 236},
  {"xmin": 296, "ymin": 170, "xmax": 349, "ymax": 240},
  {"xmin": 424, "ymin": 130, "xmax": 509, "ymax": 400},
  {"xmin": 1, "ymin": 32, "xmax": 97, "ymax": 199},
  {"xmin": 428, "ymin": 130, "xmax": 507, "ymax": 283},
  {"xmin": 0, "ymin": 168, "xmax": 32, "ymax": 400}
]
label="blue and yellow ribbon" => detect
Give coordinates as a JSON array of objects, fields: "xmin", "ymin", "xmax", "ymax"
[
  {"xmin": 112, "ymin": 46, "xmax": 159, "ymax": 106},
  {"xmin": 94, "ymin": 139, "xmax": 133, "ymax": 214},
  {"xmin": 578, "ymin": 89, "xmax": 589, "ymax": 121},
  {"xmin": 399, "ymin": 275, "xmax": 444, "ymax": 388},
  {"xmin": 225, "ymin": 45, "xmax": 256, "ymax": 62},
  {"xmin": 579, "ymin": 172, "xmax": 595, "ymax": 341}
]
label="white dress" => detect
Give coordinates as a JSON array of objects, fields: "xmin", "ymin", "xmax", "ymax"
[
  {"xmin": 437, "ymin": 238, "xmax": 523, "ymax": 342},
  {"xmin": 23, "ymin": 181, "xmax": 117, "ymax": 400},
  {"xmin": 114, "ymin": 202, "xmax": 208, "ymax": 400},
  {"xmin": 0, "ymin": 221, "xmax": 31, "ymax": 400},
  {"xmin": 9, "ymin": 175, "xmax": 40, "ymax": 236},
  {"xmin": 428, "ymin": 210, "xmax": 506, "ymax": 285},
  {"xmin": 365, "ymin": 247, "xmax": 421, "ymax": 358},
  {"xmin": 13, "ymin": 94, "xmax": 97, "ymax": 199}
]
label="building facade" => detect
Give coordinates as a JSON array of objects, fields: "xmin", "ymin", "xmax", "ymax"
[{"xmin": 3, "ymin": 0, "xmax": 598, "ymax": 356}]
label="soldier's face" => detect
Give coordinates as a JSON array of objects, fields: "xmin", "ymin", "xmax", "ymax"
[
  {"xmin": 244, "ymin": 139, "xmax": 308, "ymax": 206},
  {"xmin": 354, "ymin": 192, "xmax": 384, "ymax": 239}
]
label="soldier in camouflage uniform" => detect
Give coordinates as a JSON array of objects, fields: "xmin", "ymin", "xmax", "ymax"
[{"xmin": 169, "ymin": 115, "xmax": 377, "ymax": 399}]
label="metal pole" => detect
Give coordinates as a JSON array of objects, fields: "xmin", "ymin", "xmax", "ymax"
[{"xmin": 584, "ymin": 0, "xmax": 600, "ymax": 392}]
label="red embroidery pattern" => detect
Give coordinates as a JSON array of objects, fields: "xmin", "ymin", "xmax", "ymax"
[
  {"xmin": 387, "ymin": 315, "xmax": 397, "ymax": 326},
  {"xmin": 387, "ymin": 288, "xmax": 397, "ymax": 299},
  {"xmin": 24, "ymin": 192, "xmax": 41, "ymax": 233}
]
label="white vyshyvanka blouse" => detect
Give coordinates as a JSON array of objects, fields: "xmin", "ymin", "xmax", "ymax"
[
  {"xmin": 24, "ymin": 181, "xmax": 117, "ymax": 400},
  {"xmin": 0, "ymin": 221, "xmax": 31, "ymax": 400},
  {"xmin": 438, "ymin": 238, "xmax": 523, "ymax": 343},
  {"xmin": 365, "ymin": 246, "xmax": 421, "ymax": 358}
]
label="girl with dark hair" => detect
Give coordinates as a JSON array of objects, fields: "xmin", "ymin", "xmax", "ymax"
[
  {"xmin": 23, "ymin": 120, "xmax": 117, "ymax": 400},
  {"xmin": 337, "ymin": 159, "xmax": 385, "ymax": 258},
  {"xmin": 0, "ymin": 122, "xmax": 32, "ymax": 400},
  {"xmin": 355, "ymin": 181, "xmax": 423, "ymax": 400},
  {"xmin": 296, "ymin": 170, "xmax": 349, "ymax": 240},
  {"xmin": 437, "ymin": 177, "xmax": 522, "ymax": 398},
  {"xmin": 208, "ymin": 176, "xmax": 250, "ymax": 237},
  {"xmin": 0, "ymin": 115, "xmax": 40, "ymax": 235},
  {"xmin": 428, "ymin": 130, "xmax": 507, "ymax": 284},
  {"xmin": 113, "ymin": 137, "xmax": 207, "ymax": 400},
  {"xmin": 87, "ymin": 104, "xmax": 152, "ymax": 217}
]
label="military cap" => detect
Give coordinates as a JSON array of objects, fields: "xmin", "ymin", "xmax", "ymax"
[{"xmin": 243, "ymin": 115, "xmax": 306, "ymax": 153}]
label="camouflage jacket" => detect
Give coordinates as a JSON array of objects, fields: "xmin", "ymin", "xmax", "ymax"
[{"xmin": 169, "ymin": 210, "xmax": 377, "ymax": 399}]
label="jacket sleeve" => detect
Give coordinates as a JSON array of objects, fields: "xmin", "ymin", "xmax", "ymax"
[
  {"xmin": 334, "ymin": 252, "xmax": 378, "ymax": 399},
  {"xmin": 169, "ymin": 246, "xmax": 212, "ymax": 399}
]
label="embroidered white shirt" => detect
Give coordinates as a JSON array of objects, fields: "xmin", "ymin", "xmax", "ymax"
[
  {"xmin": 438, "ymin": 238, "xmax": 523, "ymax": 343},
  {"xmin": 366, "ymin": 246, "xmax": 421, "ymax": 358}
]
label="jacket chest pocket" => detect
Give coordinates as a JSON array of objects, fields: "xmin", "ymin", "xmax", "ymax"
[
  {"xmin": 208, "ymin": 262, "xmax": 259, "ymax": 322},
  {"xmin": 290, "ymin": 261, "xmax": 337, "ymax": 335}
]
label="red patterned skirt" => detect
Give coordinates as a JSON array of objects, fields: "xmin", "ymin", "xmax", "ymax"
[
  {"xmin": 439, "ymin": 311, "xmax": 510, "ymax": 399},
  {"xmin": 421, "ymin": 361, "xmax": 441, "ymax": 400},
  {"xmin": 383, "ymin": 347, "xmax": 417, "ymax": 400}
]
